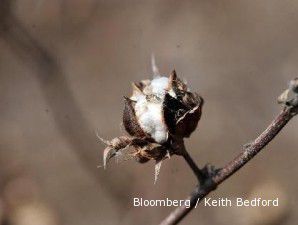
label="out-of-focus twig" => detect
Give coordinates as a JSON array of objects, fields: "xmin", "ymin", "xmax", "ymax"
[
  {"xmin": 160, "ymin": 83, "xmax": 298, "ymax": 225},
  {"xmin": 0, "ymin": 0, "xmax": 128, "ymax": 206}
]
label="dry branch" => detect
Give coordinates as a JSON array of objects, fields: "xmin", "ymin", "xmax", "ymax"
[{"xmin": 160, "ymin": 85, "xmax": 298, "ymax": 225}]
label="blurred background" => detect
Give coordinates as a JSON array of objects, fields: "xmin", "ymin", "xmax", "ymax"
[{"xmin": 0, "ymin": 0, "xmax": 298, "ymax": 224}]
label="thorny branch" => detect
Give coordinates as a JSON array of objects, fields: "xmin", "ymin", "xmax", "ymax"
[{"xmin": 160, "ymin": 80, "xmax": 298, "ymax": 225}]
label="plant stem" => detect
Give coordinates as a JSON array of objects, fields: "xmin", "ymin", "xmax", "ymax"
[
  {"xmin": 160, "ymin": 106, "xmax": 297, "ymax": 225},
  {"xmin": 182, "ymin": 150, "xmax": 205, "ymax": 184}
]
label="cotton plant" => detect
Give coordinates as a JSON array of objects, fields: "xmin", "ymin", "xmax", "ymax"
[
  {"xmin": 99, "ymin": 64, "xmax": 298, "ymax": 224},
  {"xmin": 101, "ymin": 62, "xmax": 204, "ymax": 183}
]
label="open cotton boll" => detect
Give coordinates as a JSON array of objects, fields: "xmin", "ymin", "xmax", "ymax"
[
  {"xmin": 104, "ymin": 70, "xmax": 204, "ymax": 177},
  {"xmin": 133, "ymin": 76, "xmax": 175, "ymax": 143}
]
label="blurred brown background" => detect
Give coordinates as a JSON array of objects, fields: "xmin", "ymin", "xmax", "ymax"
[{"xmin": 0, "ymin": 0, "xmax": 298, "ymax": 225}]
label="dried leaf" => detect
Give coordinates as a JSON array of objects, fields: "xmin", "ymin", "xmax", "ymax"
[
  {"xmin": 103, "ymin": 147, "xmax": 117, "ymax": 169},
  {"xmin": 123, "ymin": 97, "xmax": 148, "ymax": 138},
  {"xmin": 176, "ymin": 105, "xmax": 202, "ymax": 137},
  {"xmin": 131, "ymin": 82, "xmax": 143, "ymax": 97},
  {"xmin": 101, "ymin": 136, "xmax": 132, "ymax": 169},
  {"xmin": 163, "ymin": 93, "xmax": 188, "ymax": 135},
  {"xmin": 95, "ymin": 132, "xmax": 110, "ymax": 145}
]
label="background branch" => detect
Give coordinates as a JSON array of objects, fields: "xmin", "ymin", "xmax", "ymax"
[
  {"xmin": 160, "ymin": 104, "xmax": 298, "ymax": 225},
  {"xmin": 0, "ymin": 0, "xmax": 129, "ymax": 208}
]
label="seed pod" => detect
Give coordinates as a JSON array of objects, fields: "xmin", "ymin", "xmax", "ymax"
[
  {"xmin": 101, "ymin": 70, "xmax": 204, "ymax": 182},
  {"xmin": 124, "ymin": 70, "xmax": 204, "ymax": 143}
]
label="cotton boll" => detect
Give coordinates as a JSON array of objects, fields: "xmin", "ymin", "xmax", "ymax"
[
  {"xmin": 131, "ymin": 75, "xmax": 194, "ymax": 143},
  {"xmin": 106, "ymin": 70, "xmax": 204, "ymax": 170},
  {"xmin": 133, "ymin": 76, "xmax": 183, "ymax": 143}
]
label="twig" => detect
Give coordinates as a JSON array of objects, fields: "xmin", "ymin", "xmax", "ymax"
[
  {"xmin": 0, "ymin": 0, "xmax": 129, "ymax": 208},
  {"xmin": 160, "ymin": 105, "xmax": 298, "ymax": 225},
  {"xmin": 182, "ymin": 150, "xmax": 205, "ymax": 184}
]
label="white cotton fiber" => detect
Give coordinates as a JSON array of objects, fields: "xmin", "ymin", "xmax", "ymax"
[
  {"xmin": 150, "ymin": 77, "xmax": 169, "ymax": 97},
  {"xmin": 133, "ymin": 76, "xmax": 175, "ymax": 143},
  {"xmin": 136, "ymin": 101, "xmax": 168, "ymax": 143}
]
